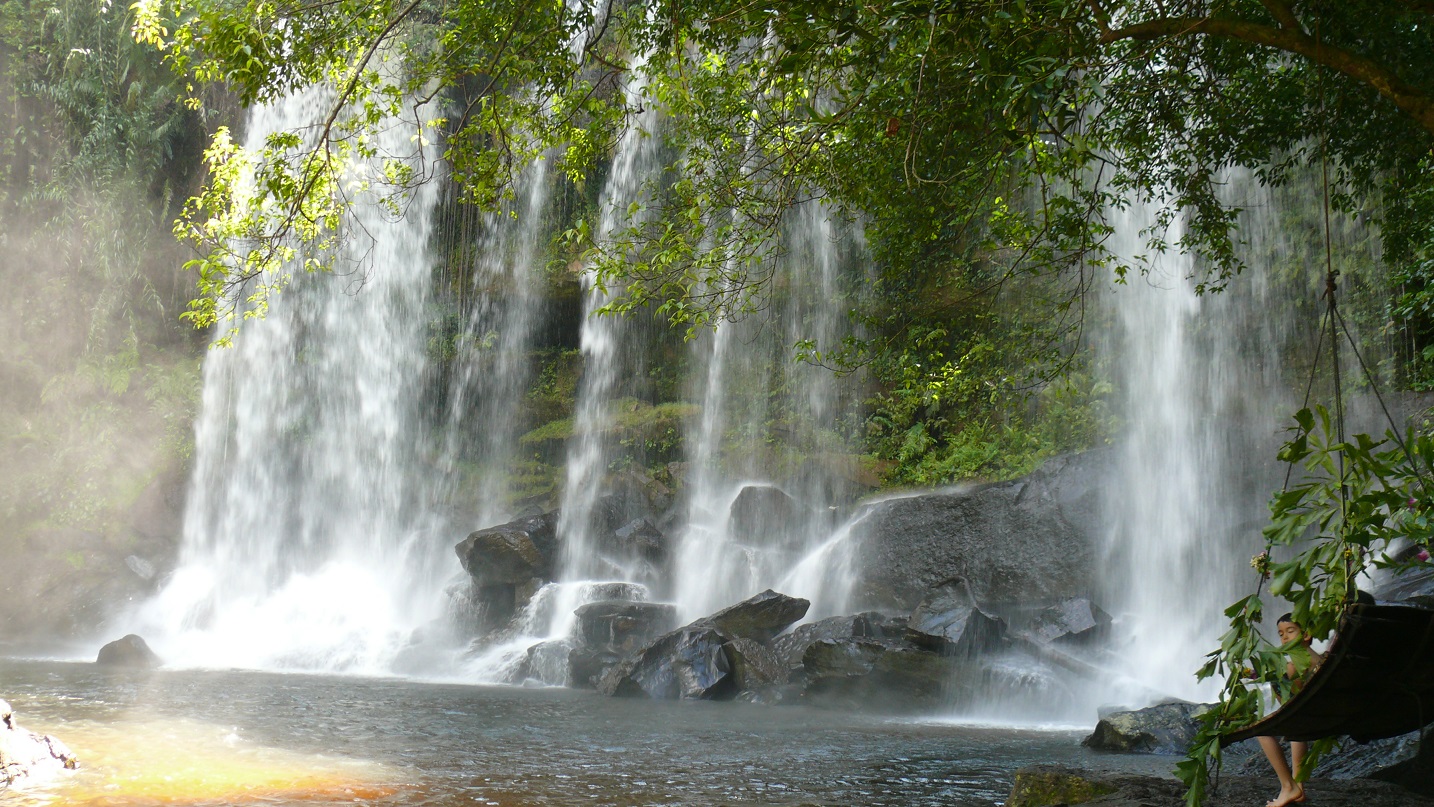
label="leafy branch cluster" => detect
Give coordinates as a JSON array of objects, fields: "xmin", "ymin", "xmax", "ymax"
[{"xmin": 1177, "ymin": 406, "xmax": 1434, "ymax": 805}]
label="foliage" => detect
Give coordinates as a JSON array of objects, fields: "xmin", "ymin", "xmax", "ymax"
[{"xmin": 1177, "ymin": 406, "xmax": 1434, "ymax": 805}]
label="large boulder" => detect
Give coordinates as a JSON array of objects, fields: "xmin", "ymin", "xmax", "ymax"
[
  {"xmin": 800, "ymin": 637, "xmax": 955, "ymax": 711},
  {"xmin": 96, "ymin": 634, "xmax": 161, "ymax": 668},
  {"xmin": 728, "ymin": 485, "xmax": 808, "ymax": 547},
  {"xmin": 724, "ymin": 638, "xmax": 789, "ymax": 693},
  {"xmin": 455, "ymin": 513, "xmax": 560, "ymax": 627},
  {"xmin": 769, "ymin": 612, "xmax": 906, "ymax": 671},
  {"xmin": 906, "ymin": 578, "xmax": 1007, "ymax": 657},
  {"xmin": 511, "ymin": 639, "xmax": 574, "ymax": 686},
  {"xmin": 455, "ymin": 513, "xmax": 559, "ymax": 585},
  {"xmin": 1082, "ymin": 701, "xmax": 1211, "ymax": 754},
  {"xmin": 1021, "ymin": 597, "xmax": 1113, "ymax": 646},
  {"xmin": 598, "ymin": 626, "xmax": 735, "ymax": 700},
  {"xmin": 0, "ymin": 699, "xmax": 78, "ymax": 787},
  {"xmin": 851, "ymin": 452, "xmax": 1108, "ymax": 610},
  {"xmin": 698, "ymin": 589, "xmax": 810, "ymax": 644},
  {"xmin": 574, "ymin": 600, "xmax": 677, "ymax": 655}
]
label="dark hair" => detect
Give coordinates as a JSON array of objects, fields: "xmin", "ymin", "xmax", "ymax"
[{"xmin": 1277, "ymin": 612, "xmax": 1297, "ymax": 626}]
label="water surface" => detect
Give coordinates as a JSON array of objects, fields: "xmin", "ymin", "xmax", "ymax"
[{"xmin": 0, "ymin": 659, "xmax": 1173, "ymax": 806}]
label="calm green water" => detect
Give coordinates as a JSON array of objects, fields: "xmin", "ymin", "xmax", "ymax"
[{"xmin": 0, "ymin": 659, "xmax": 1172, "ymax": 806}]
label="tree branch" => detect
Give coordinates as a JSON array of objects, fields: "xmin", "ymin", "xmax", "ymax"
[{"xmin": 1101, "ymin": 15, "xmax": 1434, "ymax": 137}]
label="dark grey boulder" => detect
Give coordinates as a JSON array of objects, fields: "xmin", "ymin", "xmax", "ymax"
[
  {"xmin": 0, "ymin": 698, "xmax": 78, "ymax": 787},
  {"xmin": 1082, "ymin": 701, "xmax": 1211, "ymax": 754},
  {"xmin": 96, "ymin": 634, "xmax": 161, "ymax": 668},
  {"xmin": 455, "ymin": 514, "xmax": 558, "ymax": 585},
  {"xmin": 851, "ymin": 452, "xmax": 1108, "ymax": 610},
  {"xmin": 699, "ymin": 589, "xmax": 809, "ymax": 644},
  {"xmin": 800, "ymin": 637, "xmax": 954, "ymax": 711},
  {"xmin": 724, "ymin": 638, "xmax": 788, "ymax": 692},
  {"xmin": 574, "ymin": 600, "xmax": 677, "ymax": 655},
  {"xmin": 569, "ymin": 646, "xmax": 625, "ymax": 690},
  {"xmin": 906, "ymin": 578, "xmax": 1006, "ymax": 657},
  {"xmin": 598, "ymin": 626, "xmax": 735, "ymax": 700},
  {"xmin": 769, "ymin": 612, "xmax": 906, "ymax": 671},
  {"xmin": 512, "ymin": 639, "xmax": 572, "ymax": 686},
  {"xmin": 1372, "ymin": 563, "xmax": 1434, "ymax": 608},
  {"xmin": 728, "ymin": 484, "xmax": 807, "ymax": 547},
  {"xmin": 1022, "ymin": 597, "xmax": 1113, "ymax": 646},
  {"xmin": 607, "ymin": 518, "xmax": 667, "ymax": 562}
]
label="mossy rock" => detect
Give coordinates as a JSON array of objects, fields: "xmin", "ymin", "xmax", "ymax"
[{"xmin": 1007, "ymin": 765, "xmax": 1117, "ymax": 807}]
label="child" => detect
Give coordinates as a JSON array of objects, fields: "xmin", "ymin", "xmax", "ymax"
[{"xmin": 1257, "ymin": 613, "xmax": 1324, "ymax": 807}]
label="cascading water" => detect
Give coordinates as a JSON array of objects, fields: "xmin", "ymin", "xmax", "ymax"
[
  {"xmin": 670, "ymin": 199, "xmax": 866, "ymax": 623},
  {"xmin": 1099, "ymin": 177, "xmax": 1295, "ymax": 703},
  {"xmin": 135, "ymin": 86, "xmax": 452, "ymax": 674},
  {"xmin": 440, "ymin": 157, "xmax": 550, "ymax": 529}
]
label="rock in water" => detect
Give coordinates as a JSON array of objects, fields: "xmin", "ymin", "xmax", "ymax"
[
  {"xmin": 1023, "ymin": 597, "xmax": 1113, "ymax": 646},
  {"xmin": 905, "ymin": 578, "xmax": 1006, "ymax": 657},
  {"xmin": 574, "ymin": 600, "xmax": 677, "ymax": 654},
  {"xmin": 598, "ymin": 626, "xmax": 734, "ymax": 700},
  {"xmin": 96, "ymin": 634, "xmax": 161, "ymax": 668},
  {"xmin": 1082, "ymin": 701, "xmax": 1211, "ymax": 754},
  {"xmin": 800, "ymin": 637, "xmax": 954, "ymax": 711},
  {"xmin": 0, "ymin": 698, "xmax": 79, "ymax": 787},
  {"xmin": 728, "ymin": 485, "xmax": 807, "ymax": 547},
  {"xmin": 699, "ymin": 589, "xmax": 809, "ymax": 643},
  {"xmin": 724, "ymin": 638, "xmax": 788, "ymax": 692}
]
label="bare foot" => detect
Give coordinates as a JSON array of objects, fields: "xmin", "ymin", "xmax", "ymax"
[{"xmin": 1265, "ymin": 783, "xmax": 1306, "ymax": 807}]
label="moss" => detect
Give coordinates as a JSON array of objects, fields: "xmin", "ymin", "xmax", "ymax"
[{"xmin": 1006, "ymin": 767, "xmax": 1117, "ymax": 807}]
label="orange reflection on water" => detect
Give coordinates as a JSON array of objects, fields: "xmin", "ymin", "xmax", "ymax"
[{"xmin": 23, "ymin": 717, "xmax": 400, "ymax": 806}]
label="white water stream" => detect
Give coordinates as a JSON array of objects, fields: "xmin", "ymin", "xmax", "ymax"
[{"xmin": 135, "ymin": 87, "xmax": 452, "ymax": 673}]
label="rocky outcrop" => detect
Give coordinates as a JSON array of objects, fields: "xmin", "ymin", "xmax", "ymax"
[
  {"xmin": 905, "ymin": 577, "xmax": 1006, "ymax": 657},
  {"xmin": 0, "ymin": 698, "xmax": 78, "ymax": 787},
  {"xmin": 1082, "ymin": 701, "xmax": 1211, "ymax": 754},
  {"xmin": 728, "ymin": 485, "xmax": 808, "ymax": 548},
  {"xmin": 768, "ymin": 612, "xmax": 905, "ymax": 672},
  {"xmin": 574, "ymin": 600, "xmax": 677, "ymax": 655},
  {"xmin": 724, "ymin": 637, "xmax": 788, "ymax": 693},
  {"xmin": 851, "ymin": 452, "xmax": 1109, "ymax": 610},
  {"xmin": 598, "ymin": 625, "xmax": 735, "ymax": 700},
  {"xmin": 455, "ymin": 513, "xmax": 560, "ymax": 627},
  {"xmin": 1021, "ymin": 597, "xmax": 1113, "ymax": 646},
  {"xmin": 96, "ymin": 633, "xmax": 161, "ymax": 668},
  {"xmin": 800, "ymin": 637, "xmax": 955, "ymax": 712},
  {"xmin": 697, "ymin": 589, "xmax": 809, "ymax": 643}
]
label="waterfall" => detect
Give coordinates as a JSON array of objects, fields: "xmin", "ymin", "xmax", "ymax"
[
  {"xmin": 440, "ymin": 156, "xmax": 549, "ymax": 528},
  {"xmin": 670, "ymin": 199, "xmax": 865, "ymax": 623},
  {"xmin": 556, "ymin": 68, "xmax": 663, "ymax": 583},
  {"xmin": 1100, "ymin": 176, "xmax": 1294, "ymax": 703},
  {"xmin": 135, "ymin": 86, "xmax": 451, "ymax": 674}
]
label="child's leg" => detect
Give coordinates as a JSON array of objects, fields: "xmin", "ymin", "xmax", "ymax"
[
  {"xmin": 1258, "ymin": 735, "xmax": 1293, "ymax": 788},
  {"xmin": 1290, "ymin": 740, "xmax": 1309, "ymax": 779}
]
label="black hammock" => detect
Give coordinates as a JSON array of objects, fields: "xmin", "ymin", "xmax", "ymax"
[{"xmin": 1221, "ymin": 603, "xmax": 1434, "ymax": 746}]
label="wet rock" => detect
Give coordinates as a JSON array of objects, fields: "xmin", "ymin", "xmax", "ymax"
[
  {"xmin": 1372, "ymin": 562, "xmax": 1434, "ymax": 608},
  {"xmin": 728, "ymin": 484, "xmax": 807, "ymax": 546},
  {"xmin": 905, "ymin": 578, "xmax": 1006, "ymax": 657},
  {"xmin": 0, "ymin": 698, "xmax": 79, "ymax": 787},
  {"xmin": 607, "ymin": 518, "xmax": 667, "ymax": 562},
  {"xmin": 96, "ymin": 634, "xmax": 161, "ymax": 668},
  {"xmin": 1082, "ymin": 701, "xmax": 1211, "ymax": 754},
  {"xmin": 698, "ymin": 589, "xmax": 809, "ymax": 644},
  {"xmin": 455, "ymin": 514, "xmax": 558, "ymax": 585},
  {"xmin": 1007, "ymin": 765, "xmax": 1116, "ymax": 807},
  {"xmin": 455, "ymin": 514, "xmax": 560, "ymax": 628},
  {"xmin": 1229, "ymin": 727, "xmax": 1434, "ymax": 796},
  {"xmin": 598, "ymin": 626, "xmax": 735, "ymax": 700},
  {"xmin": 569, "ymin": 646, "xmax": 625, "ymax": 690},
  {"xmin": 800, "ymin": 637, "xmax": 954, "ymax": 711},
  {"xmin": 724, "ymin": 638, "xmax": 788, "ymax": 692},
  {"xmin": 769, "ymin": 612, "xmax": 906, "ymax": 671},
  {"xmin": 852, "ymin": 452, "xmax": 1109, "ymax": 610},
  {"xmin": 1023, "ymin": 597, "xmax": 1113, "ymax": 646},
  {"xmin": 512, "ymin": 639, "xmax": 573, "ymax": 686},
  {"xmin": 574, "ymin": 600, "xmax": 677, "ymax": 655}
]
